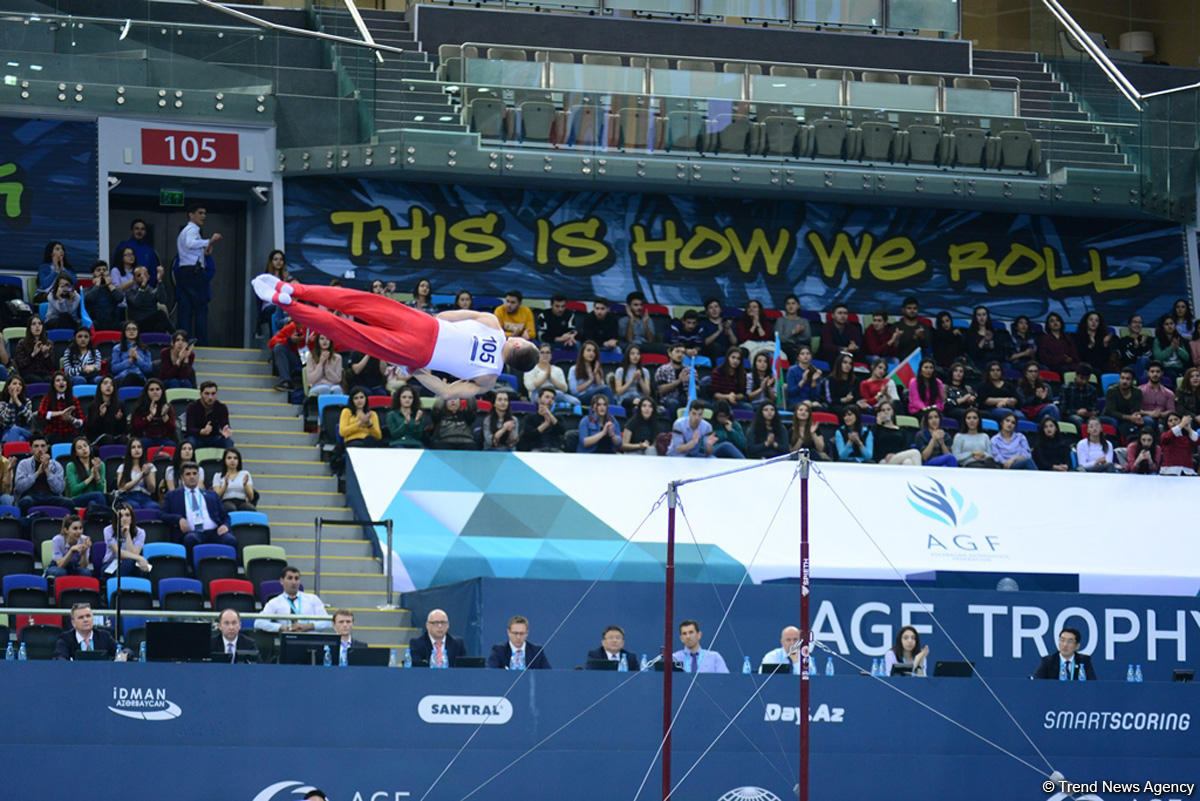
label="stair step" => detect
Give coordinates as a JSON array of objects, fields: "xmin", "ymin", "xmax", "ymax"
[
  {"xmin": 235, "ymin": 432, "xmax": 317, "ymax": 448},
  {"xmin": 314, "ymin": 571, "xmax": 393, "ymax": 590},
  {"xmin": 253, "ymin": 474, "xmax": 337, "ymax": 491},
  {"xmin": 291, "ymin": 554, "xmax": 382, "ymax": 573},
  {"xmin": 244, "ymin": 458, "xmax": 329, "ymax": 475},
  {"xmin": 194, "ymin": 347, "xmax": 263, "ymax": 363},
  {"xmin": 257, "ymin": 491, "xmax": 345, "ymax": 508},
  {"xmin": 260, "ymin": 507, "xmax": 353, "ymax": 525},
  {"xmin": 341, "ymin": 608, "xmax": 412, "ymax": 629},
  {"xmin": 274, "ymin": 537, "xmax": 375, "ymax": 557},
  {"xmin": 230, "ymin": 414, "xmax": 307, "ymax": 432},
  {"xmin": 195, "ymin": 373, "xmax": 280, "ymax": 389}
]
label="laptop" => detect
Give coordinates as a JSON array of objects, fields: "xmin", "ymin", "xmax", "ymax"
[
  {"xmin": 759, "ymin": 662, "xmax": 795, "ymax": 675},
  {"xmin": 586, "ymin": 658, "xmax": 621, "ymax": 671},
  {"xmin": 452, "ymin": 656, "xmax": 485, "ymax": 668},
  {"xmin": 933, "ymin": 660, "xmax": 975, "ymax": 678},
  {"xmin": 347, "ymin": 647, "xmax": 391, "ymax": 667},
  {"xmin": 74, "ymin": 649, "xmax": 112, "ymax": 661}
]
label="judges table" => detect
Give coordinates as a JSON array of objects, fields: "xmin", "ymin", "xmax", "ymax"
[{"xmin": 5, "ymin": 662, "xmax": 1195, "ymax": 801}]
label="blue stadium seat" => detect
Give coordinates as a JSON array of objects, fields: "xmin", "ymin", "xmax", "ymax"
[
  {"xmin": 50, "ymin": 442, "xmax": 71, "ymax": 459},
  {"xmin": 229, "ymin": 511, "xmax": 269, "ymax": 528},
  {"xmin": 981, "ymin": 418, "xmax": 999, "ymax": 432},
  {"xmin": 118, "ymin": 386, "xmax": 142, "ymax": 402},
  {"xmin": 1016, "ymin": 420, "xmax": 1038, "ymax": 434},
  {"xmin": 106, "ymin": 576, "xmax": 152, "ymax": 604},
  {"xmin": 3, "ymin": 573, "xmax": 48, "ymax": 606},
  {"xmin": 495, "ymin": 374, "xmax": 519, "ymax": 393},
  {"xmin": 74, "ymin": 384, "xmax": 97, "ymax": 400},
  {"xmin": 158, "ymin": 576, "xmax": 204, "ymax": 610}
]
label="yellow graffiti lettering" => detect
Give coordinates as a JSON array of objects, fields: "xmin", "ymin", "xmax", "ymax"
[
  {"xmin": 679, "ymin": 226, "xmax": 731, "ymax": 270},
  {"xmin": 868, "ymin": 236, "xmax": 926, "ymax": 282},
  {"xmin": 725, "ymin": 227, "xmax": 791, "ymax": 276},
  {"xmin": 806, "ymin": 232, "xmax": 873, "ymax": 280},
  {"xmin": 947, "ymin": 241, "xmax": 996, "ymax": 284},
  {"xmin": 432, "ymin": 213, "xmax": 447, "ymax": 262},
  {"xmin": 551, "ymin": 218, "xmax": 610, "ymax": 269},
  {"xmin": 630, "ymin": 221, "xmax": 683, "ymax": 271},
  {"xmin": 450, "ymin": 213, "xmax": 507, "ymax": 263},
  {"xmin": 1047, "ymin": 247, "xmax": 1141, "ymax": 294},
  {"xmin": 373, "ymin": 207, "xmax": 432, "ymax": 260},
  {"xmin": 994, "ymin": 244, "xmax": 1044, "ymax": 287},
  {"xmin": 328, "ymin": 207, "xmax": 391, "ymax": 258},
  {"xmin": 535, "ymin": 219, "xmax": 551, "ymax": 265},
  {"xmin": 0, "ymin": 162, "xmax": 23, "ymax": 218},
  {"xmin": 1086, "ymin": 249, "xmax": 1141, "ymax": 294}
]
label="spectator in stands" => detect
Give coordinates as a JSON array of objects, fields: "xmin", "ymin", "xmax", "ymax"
[
  {"xmin": 941, "ymin": 363, "xmax": 976, "ymax": 423},
  {"xmin": 931, "ymin": 311, "xmax": 966, "ymax": 369},
  {"xmin": 102, "ymin": 502, "xmax": 150, "ymax": 577},
  {"xmin": 1075, "ymin": 311, "xmax": 1114, "ymax": 374},
  {"xmin": 1104, "ymin": 367, "xmax": 1146, "ymax": 440},
  {"xmin": 46, "ymin": 516, "xmax": 93, "ymax": 578},
  {"xmin": 111, "ymin": 247, "xmax": 139, "ymax": 293},
  {"xmin": 15, "ymin": 316, "xmax": 55, "ymax": 385},
  {"xmin": 991, "ymin": 412, "xmax": 1036, "ymax": 470},
  {"xmin": 773, "ymin": 296, "xmax": 810, "ymax": 361},
  {"xmin": 907, "ymin": 358, "xmax": 944, "ymax": 415},
  {"xmin": 915, "ymin": 408, "xmax": 956, "ymax": 467},
  {"xmin": 44, "ymin": 275, "xmax": 81, "ymax": 330},
  {"xmin": 0, "ymin": 453, "xmax": 12, "ymax": 507},
  {"xmin": 1151, "ymin": 315, "xmax": 1190, "ymax": 378},
  {"xmin": 165, "ymin": 441, "xmax": 202, "ymax": 493},
  {"xmin": 673, "ymin": 619, "xmax": 728, "ymax": 674},
  {"xmin": 37, "ymin": 240, "xmax": 74, "ymax": 296},
  {"xmin": 818, "ymin": 304, "xmax": 863, "ymax": 364},
  {"xmin": 746, "ymin": 400, "xmax": 787, "ymax": 459},
  {"xmin": 85, "ymin": 261, "xmax": 123, "ymax": 332},
  {"xmin": 0, "ymin": 376, "xmax": 34, "ymax": 443},
  {"xmin": 339, "ymin": 387, "xmax": 382, "ymax": 448},
  {"xmin": 621, "ymin": 291, "xmax": 660, "ymax": 349},
  {"xmin": 884, "ymin": 625, "xmax": 930, "ymax": 677},
  {"xmin": 734, "ymin": 299, "xmax": 770, "ymax": 351},
  {"xmin": 1076, "ymin": 417, "xmax": 1116, "ymax": 473},
  {"xmin": 483, "ymin": 391, "xmax": 519, "ymax": 451},
  {"xmin": 369, "ymin": 279, "xmax": 396, "ymax": 300},
  {"xmin": 746, "ymin": 352, "xmax": 777, "ymax": 408},
  {"xmin": 257, "ymin": 250, "xmax": 291, "ymax": 335},
  {"xmin": 494, "ymin": 289, "xmax": 535, "ymax": 340},
  {"xmin": 760, "ymin": 625, "xmax": 801, "ymax": 674},
  {"xmin": 1177, "ymin": 367, "xmax": 1200, "ymax": 418},
  {"xmin": 587, "ymin": 625, "xmax": 639, "ymax": 669},
  {"xmin": 429, "ymin": 398, "xmax": 476, "ymax": 450},
  {"xmin": 568, "ymin": 340, "xmax": 614, "ymax": 406},
  {"xmin": 163, "ymin": 460, "xmax": 234, "ymax": 558},
  {"xmin": 110, "ymin": 321, "xmax": 152, "ymax": 388},
  {"xmin": 124, "ymin": 265, "xmax": 172, "ymax": 334},
  {"xmin": 710, "ymin": 401, "xmax": 747, "ymax": 459},
  {"xmin": 131, "ymin": 378, "xmax": 177, "ymax": 448},
  {"xmin": 213, "ymin": 608, "xmax": 260, "ymax": 663},
  {"xmin": 785, "ymin": 344, "xmax": 823, "ymax": 408},
  {"xmin": 611, "ymin": 345, "xmax": 652, "ymax": 407},
  {"xmin": 61, "ymin": 327, "xmax": 102, "ymax": 386},
  {"xmin": 407, "ymin": 279, "xmax": 435, "ymax": 315},
  {"xmin": 790, "ymin": 401, "xmax": 829, "ymax": 460},
  {"xmin": 1015, "ymin": 363, "xmax": 1059, "ymax": 421},
  {"xmin": 38, "ymin": 371, "xmax": 83, "ymax": 444},
  {"xmin": 951, "ymin": 408, "xmax": 995, "ymax": 468},
  {"xmin": 175, "ymin": 203, "xmax": 222, "ymax": 345},
  {"xmin": 621, "ymin": 396, "xmax": 662, "ymax": 456},
  {"xmin": 524, "ymin": 344, "xmax": 577, "ymax": 405},
  {"xmin": 1037, "ymin": 313, "xmax": 1077, "ymax": 375},
  {"xmin": 112, "ymin": 219, "xmax": 160, "ymax": 283},
  {"xmin": 1032, "ymin": 417, "xmax": 1072, "ymax": 472},
  {"xmin": 539, "ymin": 294, "xmax": 578, "ymax": 348},
  {"xmin": 863, "ymin": 310, "xmax": 898, "ymax": 359},
  {"xmin": 1060, "ymin": 363, "xmax": 1100, "ymax": 430},
  {"xmin": 1139, "ymin": 361, "xmax": 1175, "ymax": 430},
  {"xmin": 409, "ymin": 608, "xmax": 466, "ymax": 668},
  {"xmin": 963, "ymin": 306, "xmax": 1001, "ymax": 369},
  {"xmin": 64, "ymin": 436, "xmax": 108, "ymax": 508},
  {"xmin": 1005, "ymin": 315, "xmax": 1037, "ymax": 369},
  {"xmin": 700, "ymin": 298, "xmax": 739, "ymax": 363},
  {"xmin": 1158, "ymin": 411, "xmax": 1198, "ymax": 476},
  {"xmin": 1117, "ymin": 313, "xmax": 1152, "ymax": 372},
  {"xmin": 382, "ymin": 361, "xmax": 410, "ymax": 396},
  {"xmin": 453, "ymin": 290, "xmax": 473, "ymax": 310},
  {"xmin": 873, "ymin": 401, "xmax": 920, "ymax": 466},
  {"xmin": 669, "ymin": 400, "xmax": 728, "ymax": 459},
  {"xmin": 858, "ymin": 359, "xmax": 898, "ymax": 411},
  {"xmin": 655, "ymin": 344, "xmax": 692, "ymax": 417},
  {"xmin": 14, "ymin": 434, "xmax": 70, "ymax": 512},
  {"xmin": 668, "ymin": 309, "xmax": 705, "ymax": 356},
  {"xmin": 301, "ymin": 334, "xmax": 341, "ymax": 397},
  {"xmin": 835, "ymin": 406, "xmax": 873, "ymax": 463},
  {"xmin": 54, "ymin": 603, "xmax": 124, "ymax": 661},
  {"xmin": 186, "ymin": 381, "xmax": 234, "ymax": 449},
  {"xmin": 386, "ymin": 385, "xmax": 427, "ymax": 449},
  {"xmin": 519, "ymin": 387, "xmax": 565, "ymax": 453},
  {"xmin": 1126, "ymin": 428, "xmax": 1161, "ymax": 474},
  {"xmin": 819, "ymin": 352, "xmax": 862, "ymax": 414},
  {"xmin": 212, "ymin": 448, "xmax": 256, "ymax": 512},
  {"xmin": 486, "ymin": 615, "xmax": 550, "ymax": 670},
  {"xmin": 710, "ymin": 346, "xmax": 748, "ymax": 408},
  {"xmin": 1032, "ymin": 627, "xmax": 1096, "ymax": 680},
  {"xmin": 344, "ymin": 348, "xmax": 387, "ymax": 396},
  {"xmin": 1192, "ymin": 325, "xmax": 1200, "ymax": 369},
  {"xmin": 113, "ymin": 438, "xmax": 158, "ymax": 510},
  {"xmin": 1170, "ymin": 299, "xmax": 1194, "ymax": 338},
  {"xmin": 577, "ymin": 297, "xmax": 619, "ymax": 350},
  {"xmin": 256, "ymin": 566, "xmax": 332, "ymax": 633},
  {"xmin": 977, "ymin": 361, "xmax": 1022, "ymax": 421},
  {"xmin": 893, "ymin": 297, "xmax": 932, "ymax": 357},
  {"xmin": 269, "ymin": 315, "xmax": 313, "ymax": 392},
  {"xmin": 159, "ymin": 331, "xmax": 196, "ymax": 389},
  {"xmin": 578, "ymin": 394, "xmax": 622, "ymax": 455}
]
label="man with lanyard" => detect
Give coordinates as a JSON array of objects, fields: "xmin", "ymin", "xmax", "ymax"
[
  {"xmin": 163, "ymin": 461, "xmax": 235, "ymax": 557},
  {"xmin": 175, "ymin": 203, "xmax": 222, "ymax": 345},
  {"xmin": 255, "ymin": 566, "xmax": 333, "ymax": 633},
  {"xmin": 672, "ymin": 619, "xmax": 729, "ymax": 673}
]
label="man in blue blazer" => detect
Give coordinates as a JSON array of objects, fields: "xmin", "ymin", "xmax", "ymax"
[
  {"xmin": 586, "ymin": 624, "xmax": 640, "ymax": 669},
  {"xmin": 485, "ymin": 615, "xmax": 550, "ymax": 670},
  {"xmin": 1032, "ymin": 627, "xmax": 1097, "ymax": 680},
  {"xmin": 161, "ymin": 461, "xmax": 235, "ymax": 558}
]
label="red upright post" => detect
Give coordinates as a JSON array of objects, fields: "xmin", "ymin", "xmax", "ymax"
[
  {"xmin": 661, "ymin": 482, "xmax": 678, "ymax": 801},
  {"xmin": 798, "ymin": 450, "xmax": 811, "ymax": 801}
]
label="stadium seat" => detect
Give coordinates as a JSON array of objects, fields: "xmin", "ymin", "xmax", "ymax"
[
  {"xmin": 50, "ymin": 442, "xmax": 71, "ymax": 460},
  {"xmin": 1058, "ymin": 421, "xmax": 1079, "ymax": 437},
  {"xmin": 140, "ymin": 520, "xmax": 171, "ymax": 545},
  {"xmin": 0, "ymin": 506, "xmax": 21, "ymax": 540},
  {"xmin": 895, "ymin": 415, "xmax": 920, "ymax": 429},
  {"xmin": 762, "ymin": 116, "xmax": 805, "ymax": 158},
  {"xmin": 159, "ymin": 577, "xmax": 204, "ymax": 611},
  {"xmin": 811, "ymin": 116, "xmax": 851, "ymax": 159},
  {"xmin": 54, "ymin": 575, "xmax": 101, "ymax": 609},
  {"xmin": 73, "ymin": 384, "xmax": 97, "ymax": 400},
  {"xmin": 193, "ymin": 544, "xmax": 238, "ymax": 594},
  {"xmin": 534, "ymin": 49, "xmax": 573, "ymax": 64},
  {"xmin": 0, "ymin": 540, "xmax": 36, "ymax": 586},
  {"xmin": 19, "ymin": 623, "xmax": 61, "ymax": 659},
  {"xmin": 258, "ymin": 579, "xmax": 284, "ymax": 603},
  {"xmin": 981, "ymin": 418, "xmax": 999, "ymax": 432},
  {"xmin": 1016, "ymin": 420, "xmax": 1038, "ymax": 434},
  {"xmin": 106, "ymin": 576, "xmax": 152, "ymax": 608},
  {"xmin": 664, "ymin": 110, "xmax": 707, "ymax": 152},
  {"xmin": 486, "ymin": 46, "xmax": 526, "ymax": 61},
  {"xmin": 722, "ymin": 61, "xmax": 762, "ymax": 74},
  {"xmin": 677, "ymin": 59, "xmax": 715, "ymax": 72},
  {"xmin": 3, "ymin": 574, "xmax": 48, "ymax": 608},
  {"xmin": 2, "ymin": 442, "xmax": 30, "ymax": 458},
  {"xmin": 518, "ymin": 100, "xmax": 560, "ymax": 143},
  {"xmin": 466, "ymin": 97, "xmax": 508, "ymax": 139},
  {"xmin": 629, "ymin": 56, "xmax": 668, "ymax": 70},
  {"xmin": 582, "ymin": 52, "xmax": 622, "ymax": 67},
  {"xmin": 210, "ymin": 578, "xmax": 257, "ymax": 613},
  {"xmin": 143, "ymin": 542, "xmax": 189, "ymax": 591},
  {"xmin": 769, "ymin": 64, "xmax": 808, "ymax": 78},
  {"xmin": 714, "ymin": 113, "xmax": 755, "ymax": 155},
  {"xmin": 243, "ymin": 545, "xmax": 288, "ymax": 596},
  {"xmin": 230, "ymin": 511, "xmax": 271, "ymax": 553}
]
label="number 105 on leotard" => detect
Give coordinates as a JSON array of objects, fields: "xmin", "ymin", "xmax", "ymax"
[{"xmin": 470, "ymin": 337, "xmax": 498, "ymax": 367}]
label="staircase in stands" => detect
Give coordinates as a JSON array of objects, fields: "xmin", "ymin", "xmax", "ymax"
[{"xmin": 193, "ymin": 346, "xmax": 414, "ymax": 651}]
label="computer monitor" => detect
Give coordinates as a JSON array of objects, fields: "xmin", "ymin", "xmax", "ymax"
[
  {"xmin": 347, "ymin": 647, "xmax": 390, "ymax": 667},
  {"xmin": 74, "ymin": 649, "xmax": 112, "ymax": 661},
  {"xmin": 586, "ymin": 658, "xmax": 620, "ymax": 671},
  {"xmin": 146, "ymin": 621, "xmax": 211, "ymax": 663},
  {"xmin": 933, "ymin": 660, "xmax": 975, "ymax": 678},
  {"xmin": 279, "ymin": 633, "xmax": 341, "ymax": 665},
  {"xmin": 759, "ymin": 663, "xmax": 794, "ymax": 675}
]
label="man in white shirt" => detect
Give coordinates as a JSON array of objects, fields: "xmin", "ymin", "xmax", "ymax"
[
  {"xmin": 255, "ymin": 566, "xmax": 332, "ymax": 633},
  {"xmin": 175, "ymin": 203, "xmax": 222, "ymax": 346},
  {"xmin": 211, "ymin": 608, "xmax": 260, "ymax": 663},
  {"xmin": 760, "ymin": 625, "xmax": 802, "ymax": 674}
]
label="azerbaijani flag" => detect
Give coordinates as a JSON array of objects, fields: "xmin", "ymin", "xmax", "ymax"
[
  {"xmin": 887, "ymin": 347, "xmax": 922, "ymax": 388},
  {"xmin": 772, "ymin": 331, "xmax": 787, "ymax": 408},
  {"xmin": 686, "ymin": 356, "xmax": 697, "ymax": 405},
  {"xmin": 78, "ymin": 290, "xmax": 93, "ymax": 329}
]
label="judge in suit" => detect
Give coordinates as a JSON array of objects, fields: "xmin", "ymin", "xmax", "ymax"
[
  {"xmin": 485, "ymin": 615, "xmax": 550, "ymax": 670},
  {"xmin": 333, "ymin": 609, "xmax": 368, "ymax": 663},
  {"xmin": 1032, "ymin": 627, "xmax": 1097, "ymax": 680},
  {"xmin": 586, "ymin": 624, "xmax": 639, "ymax": 669},
  {"xmin": 211, "ymin": 608, "xmax": 260, "ymax": 663},
  {"xmin": 408, "ymin": 608, "xmax": 467, "ymax": 668},
  {"xmin": 161, "ymin": 461, "xmax": 235, "ymax": 558},
  {"xmin": 54, "ymin": 603, "xmax": 123, "ymax": 660}
]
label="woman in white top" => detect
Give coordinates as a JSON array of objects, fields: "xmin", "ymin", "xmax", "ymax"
[
  {"xmin": 523, "ymin": 343, "xmax": 578, "ymax": 405},
  {"xmin": 883, "ymin": 625, "xmax": 930, "ymax": 677},
  {"xmin": 164, "ymin": 440, "xmax": 204, "ymax": 493},
  {"xmin": 1075, "ymin": 416, "xmax": 1116, "ymax": 472},
  {"xmin": 212, "ymin": 447, "xmax": 256, "ymax": 512},
  {"xmin": 102, "ymin": 502, "xmax": 151, "ymax": 577},
  {"xmin": 305, "ymin": 334, "xmax": 343, "ymax": 396},
  {"xmin": 114, "ymin": 437, "xmax": 159, "ymax": 510}
]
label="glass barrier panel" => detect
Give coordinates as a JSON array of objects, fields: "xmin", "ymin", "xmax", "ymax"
[
  {"xmin": 507, "ymin": 0, "xmax": 602, "ymax": 8},
  {"xmin": 464, "ymin": 57, "xmax": 543, "ymax": 88},
  {"xmin": 699, "ymin": 0, "xmax": 791, "ymax": 21},
  {"xmin": 650, "ymin": 68, "xmax": 743, "ymax": 100},
  {"xmin": 750, "ymin": 75, "xmax": 840, "ymax": 106},
  {"xmin": 549, "ymin": 63, "xmax": 645, "ymax": 94},
  {"xmin": 846, "ymin": 81, "xmax": 936, "ymax": 113},
  {"xmin": 944, "ymin": 87, "xmax": 1016, "ymax": 117},
  {"xmin": 793, "ymin": 0, "xmax": 884, "ymax": 27},
  {"xmin": 887, "ymin": 0, "xmax": 959, "ymax": 35},
  {"xmin": 605, "ymin": 0, "xmax": 696, "ymax": 14}
]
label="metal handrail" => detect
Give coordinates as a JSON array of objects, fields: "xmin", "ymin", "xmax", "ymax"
[
  {"xmin": 313, "ymin": 516, "xmax": 396, "ymax": 610},
  {"xmin": 1039, "ymin": 0, "xmax": 1141, "ymax": 111},
  {"xmin": 339, "ymin": 0, "xmax": 385, "ymax": 64},
  {"xmin": 0, "ymin": 9, "xmax": 261, "ymax": 34},
  {"xmin": 191, "ymin": 0, "xmax": 407, "ymax": 58}
]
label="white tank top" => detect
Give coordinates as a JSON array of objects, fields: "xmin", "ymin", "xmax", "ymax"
[{"xmin": 426, "ymin": 318, "xmax": 507, "ymax": 379}]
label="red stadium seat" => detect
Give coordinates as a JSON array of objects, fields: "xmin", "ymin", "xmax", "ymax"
[
  {"xmin": 565, "ymin": 301, "xmax": 588, "ymax": 312},
  {"xmin": 812, "ymin": 412, "xmax": 840, "ymax": 425},
  {"xmin": 642, "ymin": 353, "xmax": 669, "ymax": 365},
  {"xmin": 763, "ymin": 308, "xmax": 782, "ymax": 320},
  {"xmin": 210, "ymin": 578, "xmax": 257, "ymax": 613},
  {"xmin": 644, "ymin": 303, "xmax": 670, "ymax": 316},
  {"xmin": 53, "ymin": 575, "xmax": 101, "ymax": 606},
  {"xmin": 3, "ymin": 442, "xmax": 30, "ymax": 458},
  {"xmin": 475, "ymin": 399, "xmax": 493, "ymax": 412}
]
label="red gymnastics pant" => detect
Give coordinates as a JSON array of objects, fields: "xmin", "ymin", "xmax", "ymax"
[{"xmin": 285, "ymin": 282, "xmax": 438, "ymax": 369}]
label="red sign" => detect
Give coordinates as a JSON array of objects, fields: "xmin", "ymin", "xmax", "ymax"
[{"xmin": 140, "ymin": 128, "xmax": 239, "ymax": 170}]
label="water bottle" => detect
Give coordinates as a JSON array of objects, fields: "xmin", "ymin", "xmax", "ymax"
[
  {"xmin": 388, "ymin": 649, "xmax": 397, "ymax": 668},
  {"xmin": 1126, "ymin": 664, "xmax": 1135, "ymax": 682},
  {"xmin": 322, "ymin": 644, "xmax": 332, "ymax": 667},
  {"xmin": 139, "ymin": 641, "xmax": 146, "ymax": 663},
  {"xmin": 808, "ymin": 657, "xmax": 817, "ymax": 676},
  {"xmin": 742, "ymin": 656, "xmax": 752, "ymax": 675},
  {"xmin": 824, "ymin": 657, "xmax": 834, "ymax": 676},
  {"xmin": 1077, "ymin": 663, "xmax": 1086, "ymax": 681},
  {"xmin": 1059, "ymin": 660, "xmax": 1068, "ymax": 681},
  {"xmin": 640, "ymin": 653, "xmax": 649, "ymax": 671},
  {"xmin": 873, "ymin": 658, "xmax": 882, "ymax": 677},
  {"xmin": 338, "ymin": 646, "xmax": 348, "ymax": 667},
  {"xmin": 618, "ymin": 653, "xmax": 628, "ymax": 673},
  {"xmin": 402, "ymin": 649, "xmax": 412, "ymax": 669},
  {"xmin": 4, "ymin": 643, "xmax": 12, "ymax": 661},
  {"xmin": 18, "ymin": 643, "xmax": 27, "ymax": 661},
  {"xmin": 1135, "ymin": 664, "xmax": 1143, "ymax": 683}
]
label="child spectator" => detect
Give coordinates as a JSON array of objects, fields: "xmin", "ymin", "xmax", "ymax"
[
  {"xmin": 1060, "ymin": 363, "xmax": 1100, "ymax": 430},
  {"xmin": 977, "ymin": 361, "xmax": 1023, "ymax": 420},
  {"xmin": 160, "ymin": 331, "xmax": 197, "ymax": 389},
  {"xmin": 429, "ymin": 397, "xmax": 477, "ymax": 450},
  {"xmin": 818, "ymin": 304, "xmax": 863, "ymax": 363},
  {"xmin": 44, "ymin": 275, "xmax": 81, "ymax": 330},
  {"xmin": 61, "ymin": 327, "xmax": 103, "ymax": 385},
  {"xmin": 339, "ymin": 387, "xmax": 382, "ymax": 448},
  {"xmin": 212, "ymin": 447, "xmax": 257, "ymax": 512},
  {"xmin": 1032, "ymin": 417, "xmax": 1072, "ymax": 472},
  {"xmin": 785, "ymin": 344, "xmax": 823, "ymax": 408},
  {"xmin": 46, "ymin": 516, "xmax": 93, "ymax": 578},
  {"xmin": 524, "ymin": 343, "xmax": 577, "ymax": 405},
  {"xmin": 1015, "ymin": 363, "xmax": 1059, "ymax": 421},
  {"xmin": 493, "ymin": 290, "xmax": 535, "ymax": 340},
  {"xmin": 747, "ymin": 400, "xmax": 788, "ymax": 458},
  {"xmin": 746, "ymin": 352, "xmax": 777, "ymax": 408},
  {"xmin": 873, "ymin": 400, "xmax": 920, "ymax": 466},
  {"xmin": 951, "ymin": 408, "xmax": 995, "ymax": 467},
  {"xmin": 1075, "ymin": 311, "xmax": 1115, "ymax": 374},
  {"xmin": 38, "ymin": 370, "xmax": 83, "ymax": 444},
  {"xmin": 520, "ymin": 387, "xmax": 565, "ymax": 452},
  {"xmin": 1006, "ymin": 315, "xmax": 1038, "ymax": 369},
  {"xmin": 0, "ymin": 376, "xmax": 35, "ymax": 443},
  {"xmin": 113, "ymin": 438, "xmax": 159, "ymax": 510},
  {"xmin": 386, "ymin": 386, "xmax": 427, "ymax": 449},
  {"xmin": 710, "ymin": 401, "xmax": 747, "ymax": 458},
  {"xmin": 709, "ymin": 346, "xmax": 748, "ymax": 407},
  {"xmin": 907, "ymin": 358, "xmax": 944, "ymax": 415},
  {"xmin": 1126, "ymin": 428, "xmax": 1161, "ymax": 474},
  {"xmin": 818, "ymin": 352, "xmax": 861, "ymax": 414},
  {"xmin": 859, "ymin": 359, "xmax": 899, "ymax": 411},
  {"xmin": 83, "ymin": 375, "xmax": 125, "ymax": 446},
  {"xmin": 85, "ymin": 261, "xmax": 124, "ymax": 332},
  {"xmin": 1159, "ymin": 411, "xmax": 1198, "ymax": 476},
  {"xmin": 773, "ymin": 296, "xmax": 810, "ymax": 361},
  {"xmin": 305, "ymin": 334, "xmax": 342, "ymax": 396},
  {"xmin": 482, "ymin": 391, "xmax": 519, "ymax": 451},
  {"xmin": 15, "ymin": 316, "xmax": 55, "ymax": 384},
  {"xmin": 990, "ymin": 412, "xmax": 1037, "ymax": 470},
  {"xmin": 577, "ymin": 394, "xmax": 622, "ymax": 454},
  {"xmin": 863, "ymin": 311, "xmax": 899, "ymax": 359},
  {"xmin": 568, "ymin": 340, "xmax": 614, "ymax": 406},
  {"xmin": 64, "ymin": 436, "xmax": 108, "ymax": 508},
  {"xmin": 790, "ymin": 401, "xmax": 829, "ymax": 460},
  {"xmin": 110, "ymin": 321, "xmax": 153, "ymax": 387},
  {"xmin": 914, "ymin": 408, "xmax": 956, "ymax": 467},
  {"xmin": 131, "ymin": 378, "xmax": 177, "ymax": 448},
  {"xmin": 611, "ymin": 345, "xmax": 652, "ymax": 407},
  {"xmin": 835, "ymin": 406, "xmax": 873, "ymax": 463}
]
